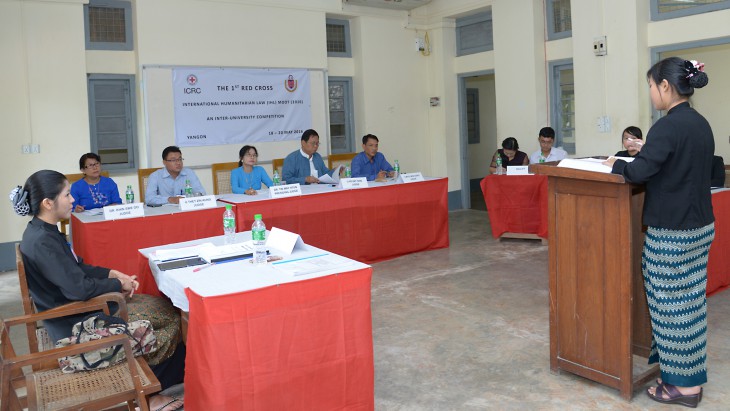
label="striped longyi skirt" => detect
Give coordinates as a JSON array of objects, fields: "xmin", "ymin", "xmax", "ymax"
[{"xmin": 642, "ymin": 222, "xmax": 715, "ymax": 387}]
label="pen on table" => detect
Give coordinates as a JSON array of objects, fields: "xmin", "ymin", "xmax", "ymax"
[{"xmin": 193, "ymin": 263, "xmax": 214, "ymax": 272}]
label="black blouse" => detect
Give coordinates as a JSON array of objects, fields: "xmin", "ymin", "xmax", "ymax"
[
  {"xmin": 20, "ymin": 217, "xmax": 121, "ymax": 342},
  {"xmin": 612, "ymin": 102, "xmax": 714, "ymax": 229}
]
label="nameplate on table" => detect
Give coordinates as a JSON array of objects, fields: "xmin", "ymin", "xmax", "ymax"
[
  {"xmin": 506, "ymin": 166, "xmax": 529, "ymax": 175},
  {"xmin": 267, "ymin": 227, "xmax": 306, "ymax": 255},
  {"xmin": 339, "ymin": 177, "xmax": 368, "ymax": 189},
  {"xmin": 103, "ymin": 203, "xmax": 145, "ymax": 220},
  {"xmin": 270, "ymin": 183, "xmax": 302, "ymax": 199},
  {"xmin": 398, "ymin": 172, "xmax": 425, "ymax": 183},
  {"xmin": 179, "ymin": 195, "xmax": 217, "ymax": 211}
]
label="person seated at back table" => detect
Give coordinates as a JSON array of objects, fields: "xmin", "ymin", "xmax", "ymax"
[
  {"xmin": 71, "ymin": 152, "xmax": 122, "ymax": 212},
  {"xmin": 231, "ymin": 145, "xmax": 273, "ymax": 195},
  {"xmin": 12, "ymin": 170, "xmax": 185, "ymax": 411},
  {"xmin": 529, "ymin": 127, "xmax": 567, "ymax": 164},
  {"xmin": 145, "ymin": 146, "xmax": 206, "ymax": 205},
  {"xmin": 351, "ymin": 134, "xmax": 395, "ymax": 181},
  {"xmin": 615, "ymin": 126, "xmax": 644, "ymax": 157},
  {"xmin": 489, "ymin": 137, "xmax": 529, "ymax": 174},
  {"xmin": 282, "ymin": 129, "xmax": 335, "ymax": 184}
]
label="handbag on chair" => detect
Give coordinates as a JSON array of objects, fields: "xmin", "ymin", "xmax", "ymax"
[{"xmin": 55, "ymin": 313, "xmax": 157, "ymax": 373}]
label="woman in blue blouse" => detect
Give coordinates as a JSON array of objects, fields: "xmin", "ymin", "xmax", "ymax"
[
  {"xmin": 231, "ymin": 145, "xmax": 273, "ymax": 195},
  {"xmin": 71, "ymin": 153, "xmax": 122, "ymax": 212}
]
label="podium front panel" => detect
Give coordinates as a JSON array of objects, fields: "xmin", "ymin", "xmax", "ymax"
[{"xmin": 547, "ymin": 175, "xmax": 652, "ymax": 399}]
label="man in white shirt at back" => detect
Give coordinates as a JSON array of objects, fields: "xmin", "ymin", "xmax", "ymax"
[{"xmin": 529, "ymin": 127, "xmax": 567, "ymax": 164}]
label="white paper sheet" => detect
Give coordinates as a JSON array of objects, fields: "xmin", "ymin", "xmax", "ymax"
[
  {"xmin": 271, "ymin": 253, "xmax": 356, "ymax": 276},
  {"xmin": 152, "ymin": 243, "xmax": 215, "ymax": 261},
  {"xmin": 558, "ymin": 158, "xmax": 612, "ymax": 173},
  {"xmin": 317, "ymin": 165, "xmax": 343, "ymax": 184}
]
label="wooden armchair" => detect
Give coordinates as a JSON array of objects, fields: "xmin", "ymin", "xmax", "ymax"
[
  {"xmin": 61, "ymin": 171, "xmax": 109, "ymax": 237},
  {"xmin": 16, "ymin": 244, "xmax": 127, "ymax": 359},
  {"xmin": 328, "ymin": 152, "xmax": 357, "ymax": 170},
  {"xmin": 211, "ymin": 161, "xmax": 240, "ymax": 195},
  {"xmin": 136, "ymin": 168, "xmax": 159, "ymax": 204},
  {"xmin": 7, "ymin": 244, "xmax": 161, "ymax": 410},
  {"xmin": 1, "ymin": 311, "xmax": 160, "ymax": 411}
]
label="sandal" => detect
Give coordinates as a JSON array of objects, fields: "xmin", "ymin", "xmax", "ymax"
[
  {"xmin": 153, "ymin": 396, "xmax": 184, "ymax": 411},
  {"xmin": 647, "ymin": 382, "xmax": 702, "ymax": 408}
]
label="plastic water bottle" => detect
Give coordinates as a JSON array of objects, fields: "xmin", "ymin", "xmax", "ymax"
[
  {"xmin": 184, "ymin": 179, "xmax": 193, "ymax": 197},
  {"xmin": 345, "ymin": 164, "xmax": 351, "ymax": 178},
  {"xmin": 252, "ymin": 214, "xmax": 267, "ymax": 264},
  {"xmin": 125, "ymin": 185, "xmax": 134, "ymax": 204},
  {"xmin": 495, "ymin": 155, "xmax": 503, "ymax": 175},
  {"xmin": 272, "ymin": 169, "xmax": 280, "ymax": 186},
  {"xmin": 223, "ymin": 205, "xmax": 236, "ymax": 244},
  {"xmin": 393, "ymin": 160, "xmax": 400, "ymax": 177}
]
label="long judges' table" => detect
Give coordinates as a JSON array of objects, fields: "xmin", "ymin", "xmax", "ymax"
[
  {"xmin": 218, "ymin": 178, "xmax": 449, "ymax": 264},
  {"xmin": 72, "ymin": 179, "xmax": 448, "ymax": 294},
  {"xmin": 480, "ymin": 174, "xmax": 548, "ymax": 239},
  {"xmin": 139, "ymin": 234, "xmax": 374, "ymax": 410}
]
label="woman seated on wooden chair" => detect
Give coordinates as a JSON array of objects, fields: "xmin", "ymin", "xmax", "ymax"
[
  {"xmin": 11, "ymin": 170, "xmax": 185, "ymax": 411},
  {"xmin": 71, "ymin": 152, "xmax": 123, "ymax": 212},
  {"xmin": 231, "ymin": 145, "xmax": 273, "ymax": 195}
]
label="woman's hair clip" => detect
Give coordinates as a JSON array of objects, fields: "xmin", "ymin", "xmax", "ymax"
[
  {"xmin": 684, "ymin": 60, "xmax": 705, "ymax": 79},
  {"xmin": 9, "ymin": 185, "xmax": 31, "ymax": 216}
]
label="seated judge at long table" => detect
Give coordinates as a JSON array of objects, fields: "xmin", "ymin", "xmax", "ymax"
[
  {"xmin": 351, "ymin": 134, "xmax": 395, "ymax": 181},
  {"xmin": 489, "ymin": 137, "xmax": 529, "ymax": 174},
  {"xmin": 282, "ymin": 129, "xmax": 335, "ymax": 185},
  {"xmin": 145, "ymin": 146, "xmax": 206, "ymax": 205}
]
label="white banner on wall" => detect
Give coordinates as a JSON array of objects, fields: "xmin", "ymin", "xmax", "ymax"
[{"xmin": 172, "ymin": 68, "xmax": 311, "ymax": 147}]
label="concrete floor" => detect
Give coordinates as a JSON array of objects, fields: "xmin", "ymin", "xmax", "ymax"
[{"xmin": 2, "ymin": 209, "xmax": 729, "ymax": 410}]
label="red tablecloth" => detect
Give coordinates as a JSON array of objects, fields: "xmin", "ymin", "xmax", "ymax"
[
  {"xmin": 708, "ymin": 190, "xmax": 730, "ymax": 296},
  {"xmin": 223, "ymin": 179, "xmax": 449, "ymax": 264},
  {"xmin": 183, "ymin": 267, "xmax": 374, "ymax": 410},
  {"xmin": 480, "ymin": 175, "xmax": 548, "ymax": 238},
  {"xmin": 71, "ymin": 206, "xmax": 226, "ymax": 295}
]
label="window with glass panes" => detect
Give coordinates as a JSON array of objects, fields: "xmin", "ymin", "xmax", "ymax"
[
  {"xmin": 652, "ymin": 0, "xmax": 730, "ymax": 20},
  {"xmin": 326, "ymin": 18, "xmax": 352, "ymax": 58},
  {"xmin": 552, "ymin": 64, "xmax": 575, "ymax": 154},
  {"xmin": 547, "ymin": 0, "xmax": 572, "ymax": 40},
  {"xmin": 84, "ymin": 0, "xmax": 133, "ymax": 50}
]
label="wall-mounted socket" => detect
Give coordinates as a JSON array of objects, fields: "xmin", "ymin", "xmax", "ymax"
[
  {"xmin": 593, "ymin": 36, "xmax": 607, "ymax": 56},
  {"xmin": 21, "ymin": 144, "xmax": 40, "ymax": 154},
  {"xmin": 596, "ymin": 116, "xmax": 611, "ymax": 133}
]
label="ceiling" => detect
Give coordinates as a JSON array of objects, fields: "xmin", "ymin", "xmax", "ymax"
[{"xmin": 343, "ymin": 0, "xmax": 432, "ymax": 11}]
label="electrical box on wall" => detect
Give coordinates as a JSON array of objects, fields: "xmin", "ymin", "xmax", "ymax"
[
  {"xmin": 415, "ymin": 37, "xmax": 425, "ymax": 52},
  {"xmin": 596, "ymin": 116, "xmax": 611, "ymax": 133},
  {"xmin": 593, "ymin": 36, "xmax": 607, "ymax": 56}
]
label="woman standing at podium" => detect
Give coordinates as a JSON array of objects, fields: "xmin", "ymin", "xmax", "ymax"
[{"xmin": 606, "ymin": 57, "xmax": 714, "ymax": 408}]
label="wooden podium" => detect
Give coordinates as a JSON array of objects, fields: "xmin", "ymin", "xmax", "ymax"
[{"xmin": 530, "ymin": 162, "xmax": 659, "ymax": 400}]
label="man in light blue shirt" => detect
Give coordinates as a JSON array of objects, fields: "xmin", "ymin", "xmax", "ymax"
[
  {"xmin": 351, "ymin": 134, "xmax": 394, "ymax": 181},
  {"xmin": 282, "ymin": 129, "xmax": 334, "ymax": 184},
  {"xmin": 145, "ymin": 146, "xmax": 206, "ymax": 205}
]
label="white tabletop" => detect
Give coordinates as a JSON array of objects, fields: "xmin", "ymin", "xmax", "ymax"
[
  {"xmin": 139, "ymin": 231, "xmax": 370, "ymax": 312},
  {"xmin": 72, "ymin": 201, "xmax": 229, "ymax": 224},
  {"xmin": 216, "ymin": 177, "xmax": 442, "ymax": 204}
]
